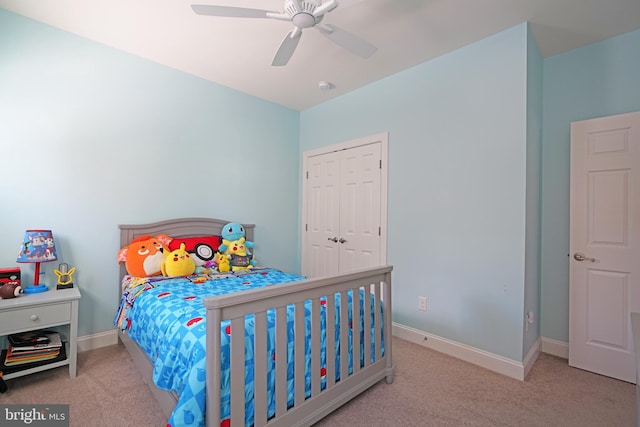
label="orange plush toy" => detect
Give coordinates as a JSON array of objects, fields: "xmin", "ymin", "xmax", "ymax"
[{"xmin": 118, "ymin": 234, "xmax": 172, "ymax": 277}]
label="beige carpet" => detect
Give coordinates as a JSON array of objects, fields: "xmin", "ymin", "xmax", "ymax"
[
  {"xmin": 2, "ymin": 342, "xmax": 166, "ymax": 427},
  {"xmin": 2, "ymin": 337, "xmax": 636, "ymax": 427}
]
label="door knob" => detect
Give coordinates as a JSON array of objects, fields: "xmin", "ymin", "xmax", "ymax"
[
  {"xmin": 339, "ymin": 238, "xmax": 347, "ymax": 244},
  {"xmin": 573, "ymin": 252, "xmax": 596, "ymax": 262},
  {"xmin": 327, "ymin": 237, "xmax": 338, "ymax": 243}
]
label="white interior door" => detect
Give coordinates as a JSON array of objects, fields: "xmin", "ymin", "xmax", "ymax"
[
  {"xmin": 302, "ymin": 133, "xmax": 388, "ymax": 278},
  {"xmin": 305, "ymin": 151, "xmax": 341, "ymax": 277},
  {"xmin": 339, "ymin": 143, "xmax": 382, "ymax": 272},
  {"xmin": 569, "ymin": 111, "xmax": 640, "ymax": 383}
]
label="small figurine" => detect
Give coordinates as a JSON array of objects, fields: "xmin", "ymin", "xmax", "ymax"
[
  {"xmin": 0, "ymin": 282, "xmax": 23, "ymax": 299},
  {"xmin": 54, "ymin": 262, "xmax": 76, "ymax": 289}
]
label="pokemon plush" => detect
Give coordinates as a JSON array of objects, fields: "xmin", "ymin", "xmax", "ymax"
[
  {"xmin": 218, "ymin": 222, "xmax": 256, "ymax": 266},
  {"xmin": 222, "ymin": 237, "xmax": 254, "ymax": 271},
  {"xmin": 161, "ymin": 243, "xmax": 196, "ymax": 277},
  {"xmin": 194, "ymin": 251, "xmax": 228, "ymax": 274},
  {"xmin": 218, "ymin": 223, "xmax": 254, "ymax": 253},
  {"xmin": 217, "ymin": 253, "xmax": 231, "ymax": 273},
  {"xmin": 118, "ymin": 234, "xmax": 172, "ymax": 277}
]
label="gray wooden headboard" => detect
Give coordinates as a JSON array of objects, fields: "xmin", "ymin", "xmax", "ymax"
[{"xmin": 118, "ymin": 217, "xmax": 255, "ymax": 294}]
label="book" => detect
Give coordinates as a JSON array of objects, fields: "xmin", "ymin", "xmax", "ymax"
[
  {"xmin": 8, "ymin": 330, "xmax": 50, "ymax": 347},
  {"xmin": 0, "ymin": 346, "xmax": 67, "ymax": 374},
  {"xmin": 5, "ymin": 334, "xmax": 61, "ymax": 365},
  {"xmin": 6, "ymin": 345, "xmax": 60, "ymax": 359},
  {"xmin": 8, "ymin": 332, "xmax": 62, "ymax": 352},
  {"xmin": 3, "ymin": 332, "xmax": 64, "ymax": 367},
  {"xmin": 3, "ymin": 350, "xmax": 60, "ymax": 366}
]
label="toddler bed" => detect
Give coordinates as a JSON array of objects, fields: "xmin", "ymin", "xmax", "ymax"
[{"xmin": 115, "ymin": 218, "xmax": 393, "ymax": 427}]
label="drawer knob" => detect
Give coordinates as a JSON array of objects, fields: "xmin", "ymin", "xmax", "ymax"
[{"xmin": 30, "ymin": 314, "xmax": 39, "ymax": 321}]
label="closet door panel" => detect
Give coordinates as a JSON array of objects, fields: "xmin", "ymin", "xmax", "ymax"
[
  {"xmin": 305, "ymin": 152, "xmax": 341, "ymax": 277},
  {"xmin": 339, "ymin": 144, "xmax": 382, "ymax": 273}
]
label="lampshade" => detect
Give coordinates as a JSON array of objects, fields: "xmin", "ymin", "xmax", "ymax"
[{"xmin": 17, "ymin": 229, "xmax": 58, "ymax": 294}]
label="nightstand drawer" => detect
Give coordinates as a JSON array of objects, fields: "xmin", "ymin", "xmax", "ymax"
[{"xmin": 0, "ymin": 302, "xmax": 71, "ymax": 332}]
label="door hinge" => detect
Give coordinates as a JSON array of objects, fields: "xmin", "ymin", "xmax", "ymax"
[
  {"xmin": 306, "ymin": 171, "xmax": 308, "ymax": 179},
  {"xmin": 305, "ymin": 224, "xmax": 308, "ymax": 231},
  {"xmin": 378, "ymin": 226, "xmax": 381, "ymax": 236},
  {"xmin": 379, "ymin": 160, "xmax": 382, "ymax": 169}
]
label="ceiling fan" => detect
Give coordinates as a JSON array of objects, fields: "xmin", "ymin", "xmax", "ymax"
[{"xmin": 191, "ymin": 0, "xmax": 377, "ymax": 66}]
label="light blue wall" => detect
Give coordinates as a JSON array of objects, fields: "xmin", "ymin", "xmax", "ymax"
[
  {"xmin": 4, "ymin": 4, "xmax": 637, "ymax": 361},
  {"xmin": 0, "ymin": 10, "xmax": 300, "ymax": 337},
  {"xmin": 541, "ymin": 29, "xmax": 640, "ymax": 342},
  {"xmin": 523, "ymin": 25, "xmax": 543, "ymax": 356},
  {"xmin": 301, "ymin": 24, "xmax": 531, "ymax": 360}
]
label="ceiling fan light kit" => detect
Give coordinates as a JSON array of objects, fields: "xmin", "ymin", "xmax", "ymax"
[{"xmin": 191, "ymin": 0, "xmax": 377, "ymax": 66}]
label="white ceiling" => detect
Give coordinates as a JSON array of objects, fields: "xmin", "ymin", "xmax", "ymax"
[{"xmin": 1, "ymin": 0, "xmax": 639, "ymax": 111}]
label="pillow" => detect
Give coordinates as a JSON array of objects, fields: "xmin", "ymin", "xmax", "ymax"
[
  {"xmin": 118, "ymin": 234, "xmax": 172, "ymax": 277},
  {"xmin": 168, "ymin": 236, "xmax": 222, "ymax": 266}
]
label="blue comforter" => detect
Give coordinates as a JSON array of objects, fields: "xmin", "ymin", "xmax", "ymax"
[{"xmin": 115, "ymin": 268, "xmax": 383, "ymax": 427}]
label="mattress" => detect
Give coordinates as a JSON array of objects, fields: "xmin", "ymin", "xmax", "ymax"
[{"xmin": 114, "ymin": 268, "xmax": 384, "ymax": 427}]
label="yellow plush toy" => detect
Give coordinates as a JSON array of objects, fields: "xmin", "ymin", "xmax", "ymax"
[
  {"xmin": 161, "ymin": 243, "xmax": 196, "ymax": 277},
  {"xmin": 222, "ymin": 237, "xmax": 254, "ymax": 271},
  {"xmin": 216, "ymin": 253, "xmax": 231, "ymax": 273}
]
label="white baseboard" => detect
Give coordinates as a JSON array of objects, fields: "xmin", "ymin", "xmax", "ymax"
[
  {"xmin": 541, "ymin": 337, "xmax": 569, "ymax": 359},
  {"xmin": 392, "ymin": 322, "xmax": 539, "ymax": 381},
  {"xmin": 523, "ymin": 337, "xmax": 541, "ymax": 379},
  {"xmin": 77, "ymin": 326, "xmax": 567, "ymax": 380},
  {"xmin": 77, "ymin": 329, "xmax": 119, "ymax": 353}
]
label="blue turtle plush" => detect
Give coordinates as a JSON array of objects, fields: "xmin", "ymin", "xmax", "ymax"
[{"xmin": 218, "ymin": 222, "xmax": 256, "ymax": 266}]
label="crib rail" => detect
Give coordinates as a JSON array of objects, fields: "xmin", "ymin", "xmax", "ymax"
[{"xmin": 204, "ymin": 265, "xmax": 393, "ymax": 427}]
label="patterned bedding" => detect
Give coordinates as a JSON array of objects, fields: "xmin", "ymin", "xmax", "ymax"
[{"xmin": 114, "ymin": 268, "xmax": 384, "ymax": 427}]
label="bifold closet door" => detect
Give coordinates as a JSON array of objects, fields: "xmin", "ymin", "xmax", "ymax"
[
  {"xmin": 305, "ymin": 142, "xmax": 382, "ymax": 277},
  {"xmin": 306, "ymin": 151, "xmax": 341, "ymax": 277},
  {"xmin": 338, "ymin": 143, "xmax": 382, "ymax": 273}
]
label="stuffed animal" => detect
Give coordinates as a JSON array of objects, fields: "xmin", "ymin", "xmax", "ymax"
[
  {"xmin": 194, "ymin": 252, "xmax": 229, "ymax": 274},
  {"xmin": 161, "ymin": 243, "xmax": 196, "ymax": 277},
  {"xmin": 217, "ymin": 253, "xmax": 231, "ymax": 273},
  {"xmin": 218, "ymin": 223, "xmax": 254, "ymax": 253},
  {"xmin": 0, "ymin": 282, "xmax": 23, "ymax": 299},
  {"xmin": 118, "ymin": 234, "xmax": 172, "ymax": 277},
  {"xmin": 218, "ymin": 222, "xmax": 256, "ymax": 266},
  {"xmin": 223, "ymin": 237, "xmax": 254, "ymax": 271}
]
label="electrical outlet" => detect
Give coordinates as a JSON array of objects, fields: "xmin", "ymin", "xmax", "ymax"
[{"xmin": 418, "ymin": 296, "xmax": 427, "ymax": 311}]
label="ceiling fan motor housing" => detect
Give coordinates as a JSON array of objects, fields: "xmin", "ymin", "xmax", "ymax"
[{"xmin": 285, "ymin": 0, "xmax": 324, "ymax": 28}]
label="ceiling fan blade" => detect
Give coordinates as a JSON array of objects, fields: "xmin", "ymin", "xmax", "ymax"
[
  {"xmin": 191, "ymin": 4, "xmax": 275, "ymax": 18},
  {"xmin": 313, "ymin": 0, "xmax": 338, "ymax": 17},
  {"xmin": 272, "ymin": 28, "xmax": 303, "ymax": 66},
  {"xmin": 336, "ymin": 0, "xmax": 367, "ymax": 8},
  {"xmin": 315, "ymin": 24, "xmax": 377, "ymax": 58}
]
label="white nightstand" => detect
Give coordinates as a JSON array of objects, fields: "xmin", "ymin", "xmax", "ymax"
[{"xmin": 0, "ymin": 287, "xmax": 81, "ymax": 380}]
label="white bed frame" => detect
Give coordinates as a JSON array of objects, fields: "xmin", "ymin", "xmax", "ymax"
[{"xmin": 118, "ymin": 218, "xmax": 393, "ymax": 427}]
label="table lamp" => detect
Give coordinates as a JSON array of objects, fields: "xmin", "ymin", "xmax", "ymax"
[{"xmin": 16, "ymin": 229, "xmax": 58, "ymax": 294}]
